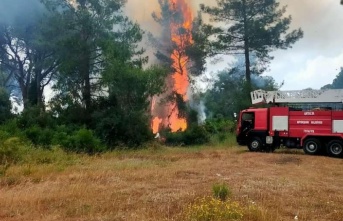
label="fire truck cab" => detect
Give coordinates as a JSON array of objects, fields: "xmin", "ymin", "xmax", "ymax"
[{"xmin": 236, "ymin": 89, "xmax": 343, "ymax": 157}]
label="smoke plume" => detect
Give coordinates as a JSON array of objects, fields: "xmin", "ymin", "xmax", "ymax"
[{"xmin": 0, "ymin": 0, "xmax": 45, "ymax": 27}]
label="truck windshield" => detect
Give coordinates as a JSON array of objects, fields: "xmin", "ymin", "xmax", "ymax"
[{"xmin": 242, "ymin": 112, "xmax": 254, "ymax": 121}]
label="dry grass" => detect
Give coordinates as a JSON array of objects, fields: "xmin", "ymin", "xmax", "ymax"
[{"xmin": 1, "ymin": 146, "xmax": 343, "ymax": 221}]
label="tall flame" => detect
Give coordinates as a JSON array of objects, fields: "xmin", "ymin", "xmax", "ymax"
[{"xmin": 151, "ymin": 0, "xmax": 193, "ymax": 133}]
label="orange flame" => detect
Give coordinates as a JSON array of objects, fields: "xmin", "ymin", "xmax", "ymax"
[{"xmin": 151, "ymin": 0, "xmax": 193, "ymax": 133}]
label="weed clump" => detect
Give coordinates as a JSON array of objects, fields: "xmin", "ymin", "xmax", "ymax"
[
  {"xmin": 183, "ymin": 183, "xmax": 266, "ymax": 221},
  {"xmin": 184, "ymin": 197, "xmax": 244, "ymax": 221},
  {"xmin": 212, "ymin": 183, "xmax": 231, "ymax": 201},
  {"xmin": 0, "ymin": 137, "xmax": 24, "ymax": 166}
]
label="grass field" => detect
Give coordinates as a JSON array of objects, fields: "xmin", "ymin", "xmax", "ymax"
[{"xmin": 1, "ymin": 144, "xmax": 343, "ymax": 221}]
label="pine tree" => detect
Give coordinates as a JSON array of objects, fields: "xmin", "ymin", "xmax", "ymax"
[{"xmin": 200, "ymin": 0, "xmax": 303, "ymax": 85}]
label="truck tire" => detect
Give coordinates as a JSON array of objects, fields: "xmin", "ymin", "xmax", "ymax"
[
  {"xmin": 303, "ymin": 138, "xmax": 321, "ymax": 155},
  {"xmin": 248, "ymin": 137, "xmax": 262, "ymax": 152},
  {"xmin": 327, "ymin": 140, "xmax": 343, "ymax": 158}
]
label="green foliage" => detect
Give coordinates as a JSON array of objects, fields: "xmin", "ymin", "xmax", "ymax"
[
  {"xmin": 46, "ymin": 0, "xmax": 146, "ymax": 123},
  {"xmin": 25, "ymin": 126, "xmax": 54, "ymax": 147},
  {"xmin": 204, "ymin": 68, "xmax": 278, "ymax": 119},
  {"xmin": 321, "ymin": 67, "xmax": 343, "ymax": 89},
  {"xmin": 17, "ymin": 107, "xmax": 55, "ymax": 129},
  {"xmin": 0, "ymin": 130, "xmax": 10, "ymax": 141},
  {"xmin": 0, "ymin": 137, "xmax": 24, "ymax": 166},
  {"xmin": 165, "ymin": 125, "xmax": 211, "ymax": 146},
  {"xmin": 165, "ymin": 131, "xmax": 186, "ymax": 146},
  {"xmin": 204, "ymin": 119, "xmax": 236, "ymax": 134},
  {"xmin": 0, "ymin": 1, "xmax": 59, "ymax": 109},
  {"xmin": 185, "ymin": 125, "xmax": 211, "ymax": 145},
  {"xmin": 24, "ymin": 126, "xmax": 42, "ymax": 146},
  {"xmin": 93, "ymin": 65, "xmax": 166, "ymax": 148},
  {"xmin": 186, "ymin": 12, "xmax": 211, "ymax": 76},
  {"xmin": 164, "ymin": 118, "xmax": 237, "ymax": 146},
  {"xmin": 213, "ymin": 183, "xmax": 231, "ymax": 201},
  {"xmin": 22, "ymin": 146, "xmax": 77, "ymax": 166},
  {"xmin": 0, "ymin": 119, "xmax": 21, "ymax": 137},
  {"xmin": 94, "ymin": 107, "xmax": 152, "ymax": 148},
  {"xmin": 0, "ymin": 87, "xmax": 12, "ymax": 123},
  {"xmin": 63, "ymin": 128, "xmax": 103, "ymax": 154},
  {"xmin": 51, "ymin": 125, "xmax": 72, "ymax": 147}
]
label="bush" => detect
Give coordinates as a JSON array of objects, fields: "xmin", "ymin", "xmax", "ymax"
[
  {"xmin": 17, "ymin": 107, "xmax": 55, "ymax": 129},
  {"xmin": 165, "ymin": 125, "xmax": 210, "ymax": 146},
  {"xmin": 94, "ymin": 109, "xmax": 153, "ymax": 148},
  {"xmin": 165, "ymin": 132, "xmax": 186, "ymax": 146},
  {"xmin": 204, "ymin": 118, "xmax": 236, "ymax": 134},
  {"xmin": 22, "ymin": 146, "xmax": 77, "ymax": 166},
  {"xmin": 0, "ymin": 137, "xmax": 25, "ymax": 166},
  {"xmin": 0, "ymin": 88, "xmax": 12, "ymax": 124},
  {"xmin": 184, "ymin": 125, "xmax": 210, "ymax": 145},
  {"xmin": 52, "ymin": 129, "xmax": 69, "ymax": 147},
  {"xmin": 24, "ymin": 126, "xmax": 54, "ymax": 147},
  {"xmin": 25, "ymin": 126, "xmax": 41, "ymax": 146},
  {"xmin": 63, "ymin": 128, "xmax": 102, "ymax": 154},
  {"xmin": 213, "ymin": 183, "xmax": 231, "ymax": 201},
  {"xmin": 0, "ymin": 119, "xmax": 22, "ymax": 138},
  {"xmin": 0, "ymin": 130, "xmax": 10, "ymax": 141},
  {"xmin": 39, "ymin": 128, "xmax": 54, "ymax": 147}
]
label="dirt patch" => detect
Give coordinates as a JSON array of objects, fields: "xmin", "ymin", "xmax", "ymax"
[{"xmin": 270, "ymin": 155, "xmax": 303, "ymax": 165}]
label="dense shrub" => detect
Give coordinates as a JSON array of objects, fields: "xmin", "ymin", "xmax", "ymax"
[
  {"xmin": 204, "ymin": 118, "xmax": 236, "ymax": 134},
  {"xmin": 63, "ymin": 128, "xmax": 103, "ymax": 154},
  {"xmin": 184, "ymin": 125, "xmax": 211, "ymax": 145},
  {"xmin": 0, "ymin": 137, "xmax": 24, "ymax": 165},
  {"xmin": 0, "ymin": 88, "xmax": 12, "ymax": 124},
  {"xmin": 94, "ymin": 108, "xmax": 153, "ymax": 148},
  {"xmin": 165, "ymin": 125, "xmax": 210, "ymax": 146},
  {"xmin": 0, "ymin": 119, "xmax": 22, "ymax": 137},
  {"xmin": 24, "ymin": 126, "xmax": 54, "ymax": 147},
  {"xmin": 0, "ymin": 130, "xmax": 10, "ymax": 141},
  {"xmin": 52, "ymin": 125, "xmax": 70, "ymax": 147},
  {"xmin": 165, "ymin": 132, "xmax": 185, "ymax": 145},
  {"xmin": 17, "ymin": 107, "xmax": 55, "ymax": 129},
  {"xmin": 24, "ymin": 126, "xmax": 41, "ymax": 146}
]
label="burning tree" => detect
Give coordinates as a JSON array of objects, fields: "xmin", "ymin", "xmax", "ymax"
[{"xmin": 151, "ymin": 0, "xmax": 194, "ymax": 133}]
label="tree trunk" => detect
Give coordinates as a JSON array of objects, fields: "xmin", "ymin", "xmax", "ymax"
[
  {"xmin": 36, "ymin": 70, "xmax": 43, "ymax": 109},
  {"xmin": 81, "ymin": 46, "xmax": 92, "ymax": 124},
  {"xmin": 83, "ymin": 58, "xmax": 91, "ymax": 112},
  {"xmin": 80, "ymin": 2, "xmax": 92, "ymax": 121},
  {"xmin": 242, "ymin": 0, "xmax": 251, "ymax": 87}
]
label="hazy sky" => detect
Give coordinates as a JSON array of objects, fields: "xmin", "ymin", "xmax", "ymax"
[
  {"xmin": 126, "ymin": 0, "xmax": 343, "ymax": 90},
  {"xmin": 0, "ymin": 0, "xmax": 44, "ymax": 26},
  {"xmin": 269, "ymin": 0, "xmax": 343, "ymax": 90}
]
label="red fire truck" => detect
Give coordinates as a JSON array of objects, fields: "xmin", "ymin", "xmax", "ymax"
[{"xmin": 236, "ymin": 89, "xmax": 343, "ymax": 157}]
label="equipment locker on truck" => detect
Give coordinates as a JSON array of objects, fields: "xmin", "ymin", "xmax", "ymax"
[{"xmin": 236, "ymin": 89, "xmax": 343, "ymax": 157}]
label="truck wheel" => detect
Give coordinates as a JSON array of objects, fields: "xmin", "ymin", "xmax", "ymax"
[
  {"xmin": 303, "ymin": 138, "xmax": 321, "ymax": 155},
  {"xmin": 327, "ymin": 140, "xmax": 343, "ymax": 158},
  {"xmin": 248, "ymin": 137, "xmax": 262, "ymax": 152}
]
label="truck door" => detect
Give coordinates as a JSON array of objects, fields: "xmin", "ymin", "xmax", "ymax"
[{"xmin": 236, "ymin": 112, "xmax": 255, "ymax": 145}]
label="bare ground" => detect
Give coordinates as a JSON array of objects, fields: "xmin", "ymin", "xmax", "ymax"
[{"xmin": 1, "ymin": 146, "xmax": 343, "ymax": 221}]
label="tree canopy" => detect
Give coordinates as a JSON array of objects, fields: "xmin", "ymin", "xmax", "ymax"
[{"xmin": 321, "ymin": 68, "xmax": 343, "ymax": 89}]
